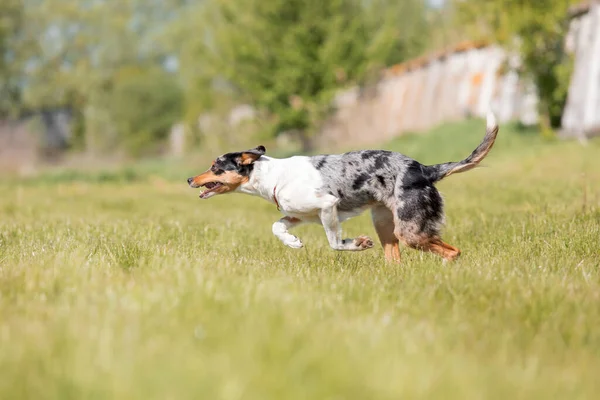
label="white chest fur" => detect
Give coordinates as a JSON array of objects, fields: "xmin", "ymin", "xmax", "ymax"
[{"xmin": 237, "ymin": 156, "xmax": 339, "ymax": 217}]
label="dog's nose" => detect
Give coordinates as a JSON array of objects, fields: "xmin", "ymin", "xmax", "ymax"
[{"xmin": 187, "ymin": 177, "xmax": 194, "ymax": 185}]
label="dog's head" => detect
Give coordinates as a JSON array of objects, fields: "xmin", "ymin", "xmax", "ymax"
[{"xmin": 187, "ymin": 145, "xmax": 266, "ymax": 199}]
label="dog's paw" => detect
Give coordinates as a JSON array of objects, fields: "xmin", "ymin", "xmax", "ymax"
[
  {"xmin": 284, "ymin": 236, "xmax": 304, "ymax": 249},
  {"xmin": 354, "ymin": 235, "xmax": 374, "ymax": 250}
]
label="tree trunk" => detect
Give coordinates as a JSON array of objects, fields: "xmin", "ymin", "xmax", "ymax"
[{"xmin": 296, "ymin": 129, "xmax": 314, "ymax": 153}]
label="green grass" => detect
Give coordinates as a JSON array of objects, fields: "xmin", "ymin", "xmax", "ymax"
[{"xmin": 1, "ymin": 119, "xmax": 599, "ymax": 399}]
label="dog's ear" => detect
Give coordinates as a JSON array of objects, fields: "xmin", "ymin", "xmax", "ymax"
[{"xmin": 239, "ymin": 145, "xmax": 266, "ymax": 165}]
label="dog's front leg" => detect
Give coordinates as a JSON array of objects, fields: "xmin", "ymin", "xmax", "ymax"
[
  {"xmin": 272, "ymin": 216, "xmax": 304, "ymax": 248},
  {"xmin": 319, "ymin": 205, "xmax": 374, "ymax": 251}
]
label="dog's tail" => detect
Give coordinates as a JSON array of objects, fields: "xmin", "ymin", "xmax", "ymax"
[{"xmin": 424, "ymin": 111, "xmax": 499, "ymax": 183}]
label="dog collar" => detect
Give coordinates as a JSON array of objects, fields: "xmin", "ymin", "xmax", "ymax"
[{"xmin": 273, "ymin": 186, "xmax": 280, "ymax": 211}]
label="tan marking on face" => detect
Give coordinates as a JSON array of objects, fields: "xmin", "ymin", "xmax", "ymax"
[{"xmin": 190, "ymin": 169, "xmax": 248, "ymax": 195}]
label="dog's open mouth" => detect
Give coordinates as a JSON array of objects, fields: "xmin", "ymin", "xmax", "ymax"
[{"xmin": 199, "ymin": 182, "xmax": 223, "ymax": 198}]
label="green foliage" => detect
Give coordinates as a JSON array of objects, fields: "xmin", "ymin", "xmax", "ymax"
[
  {"xmin": 108, "ymin": 68, "xmax": 183, "ymax": 156},
  {"xmin": 2, "ymin": 0, "xmax": 431, "ymax": 155},
  {"xmin": 174, "ymin": 0, "xmax": 428, "ymax": 149},
  {"xmin": 452, "ymin": 0, "xmax": 577, "ymax": 129},
  {"xmin": 3, "ymin": 0, "xmax": 185, "ymax": 156},
  {"xmin": 0, "ymin": 0, "xmax": 25, "ymax": 117},
  {"xmin": 17, "ymin": 0, "xmax": 179, "ymax": 110}
]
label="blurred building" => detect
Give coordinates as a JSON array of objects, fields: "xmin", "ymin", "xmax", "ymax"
[
  {"xmin": 318, "ymin": 41, "xmax": 538, "ymax": 148},
  {"xmin": 562, "ymin": 1, "xmax": 600, "ymax": 140}
]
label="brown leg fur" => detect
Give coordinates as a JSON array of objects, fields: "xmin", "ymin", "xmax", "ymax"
[
  {"xmin": 371, "ymin": 206, "xmax": 401, "ymax": 263},
  {"xmin": 396, "ymin": 234, "xmax": 461, "ymax": 261},
  {"xmin": 424, "ymin": 238, "xmax": 461, "ymax": 261}
]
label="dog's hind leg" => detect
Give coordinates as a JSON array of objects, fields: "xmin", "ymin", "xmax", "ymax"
[
  {"xmin": 393, "ymin": 186, "xmax": 460, "ymax": 261},
  {"xmin": 272, "ymin": 216, "xmax": 305, "ymax": 248},
  {"xmin": 397, "ymin": 235, "xmax": 461, "ymax": 261},
  {"xmin": 424, "ymin": 238, "xmax": 461, "ymax": 261},
  {"xmin": 319, "ymin": 205, "xmax": 374, "ymax": 251},
  {"xmin": 371, "ymin": 205, "xmax": 401, "ymax": 262}
]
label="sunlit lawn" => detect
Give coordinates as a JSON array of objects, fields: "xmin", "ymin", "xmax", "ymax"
[{"xmin": 1, "ymin": 119, "xmax": 599, "ymax": 399}]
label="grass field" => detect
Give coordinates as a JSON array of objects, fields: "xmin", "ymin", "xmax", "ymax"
[{"xmin": 1, "ymin": 119, "xmax": 599, "ymax": 399}]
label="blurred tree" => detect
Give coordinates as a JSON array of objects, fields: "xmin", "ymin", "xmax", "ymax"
[
  {"xmin": 108, "ymin": 67, "xmax": 183, "ymax": 157},
  {"xmin": 19, "ymin": 0, "xmax": 164, "ymax": 108},
  {"xmin": 0, "ymin": 0, "xmax": 25, "ymax": 117},
  {"xmin": 9, "ymin": 0, "xmax": 185, "ymax": 155},
  {"xmin": 452, "ymin": 0, "xmax": 578, "ymax": 131},
  {"xmin": 172, "ymin": 0, "xmax": 429, "ymax": 151}
]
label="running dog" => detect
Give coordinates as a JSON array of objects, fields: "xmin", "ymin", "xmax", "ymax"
[{"xmin": 187, "ymin": 113, "xmax": 499, "ymax": 262}]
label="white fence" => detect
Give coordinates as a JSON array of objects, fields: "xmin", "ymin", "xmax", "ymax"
[
  {"xmin": 562, "ymin": 1, "xmax": 600, "ymax": 139},
  {"xmin": 317, "ymin": 42, "xmax": 538, "ymax": 147}
]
